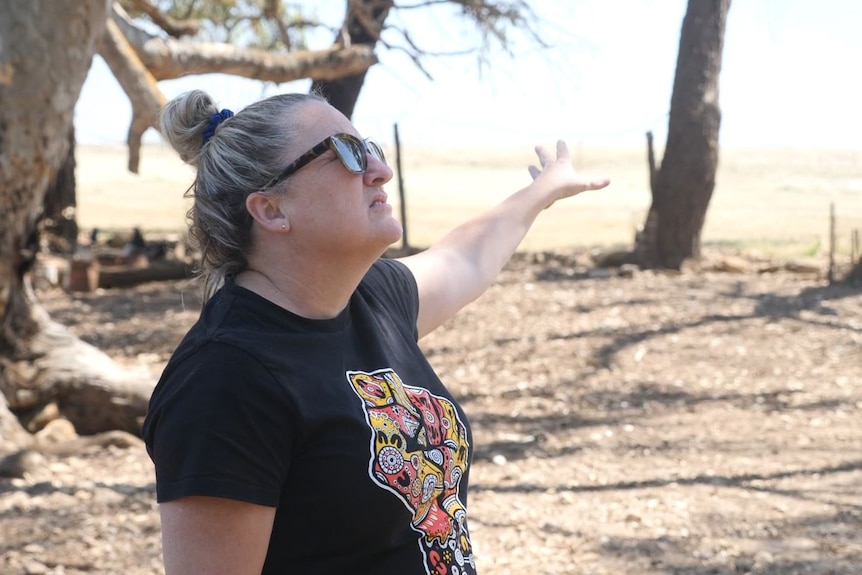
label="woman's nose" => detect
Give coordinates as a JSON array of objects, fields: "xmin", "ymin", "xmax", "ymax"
[{"xmin": 364, "ymin": 154, "xmax": 393, "ymax": 186}]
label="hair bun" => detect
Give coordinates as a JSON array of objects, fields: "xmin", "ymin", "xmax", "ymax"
[{"xmin": 158, "ymin": 90, "xmax": 220, "ymax": 166}]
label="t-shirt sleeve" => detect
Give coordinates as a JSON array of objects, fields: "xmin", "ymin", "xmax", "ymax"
[
  {"xmin": 144, "ymin": 342, "xmax": 297, "ymax": 506},
  {"xmin": 362, "ymin": 258, "xmax": 420, "ymax": 340}
]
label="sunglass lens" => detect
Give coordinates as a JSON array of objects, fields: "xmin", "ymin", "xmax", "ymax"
[
  {"xmin": 332, "ymin": 136, "xmax": 365, "ymax": 173},
  {"xmin": 366, "ymin": 140, "xmax": 386, "ymax": 165}
]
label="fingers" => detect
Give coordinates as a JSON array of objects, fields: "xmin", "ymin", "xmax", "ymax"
[
  {"xmin": 556, "ymin": 140, "xmax": 570, "ymax": 160},
  {"xmin": 534, "ymin": 140, "xmax": 570, "ymax": 168},
  {"xmin": 583, "ymin": 176, "xmax": 612, "ymax": 190},
  {"xmin": 534, "ymin": 144, "xmax": 553, "ymax": 168},
  {"xmin": 530, "ymin": 139, "xmax": 611, "ymax": 189}
]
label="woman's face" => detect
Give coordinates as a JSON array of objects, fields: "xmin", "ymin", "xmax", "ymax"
[{"xmin": 277, "ymin": 101, "xmax": 402, "ymax": 258}]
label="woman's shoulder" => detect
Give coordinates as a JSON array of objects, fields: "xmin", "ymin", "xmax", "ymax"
[
  {"xmin": 356, "ymin": 258, "xmax": 419, "ymax": 338},
  {"xmin": 361, "ymin": 258, "xmax": 416, "ymax": 295}
]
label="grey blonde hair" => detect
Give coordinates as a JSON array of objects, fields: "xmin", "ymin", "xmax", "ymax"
[{"xmin": 158, "ymin": 89, "xmax": 324, "ymax": 301}]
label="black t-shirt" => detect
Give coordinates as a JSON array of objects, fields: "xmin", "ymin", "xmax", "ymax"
[{"xmin": 142, "ymin": 259, "xmax": 476, "ymax": 575}]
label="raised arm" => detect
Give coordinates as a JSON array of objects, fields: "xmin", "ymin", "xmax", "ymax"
[{"xmin": 398, "ymin": 140, "xmax": 610, "ymax": 339}]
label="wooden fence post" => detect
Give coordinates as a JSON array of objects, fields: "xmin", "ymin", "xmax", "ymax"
[{"xmin": 393, "ymin": 123, "xmax": 409, "ymax": 252}]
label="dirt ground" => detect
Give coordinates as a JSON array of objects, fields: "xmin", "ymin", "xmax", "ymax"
[{"xmin": 2, "ymin": 250, "xmax": 861, "ymax": 574}]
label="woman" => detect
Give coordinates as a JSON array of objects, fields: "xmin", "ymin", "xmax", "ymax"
[{"xmin": 142, "ymin": 90, "xmax": 609, "ymax": 575}]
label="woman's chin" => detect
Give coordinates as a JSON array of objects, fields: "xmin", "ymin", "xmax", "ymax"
[{"xmin": 380, "ymin": 218, "xmax": 404, "ymax": 246}]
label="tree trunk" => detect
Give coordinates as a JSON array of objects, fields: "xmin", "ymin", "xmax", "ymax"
[
  {"xmin": 311, "ymin": 0, "xmax": 394, "ymax": 118},
  {"xmin": 634, "ymin": 0, "xmax": 731, "ymax": 269},
  {"xmin": 0, "ymin": 0, "xmax": 152, "ymax": 447},
  {"xmin": 40, "ymin": 127, "xmax": 79, "ymax": 254},
  {"xmin": 0, "ymin": 393, "xmax": 32, "ymax": 454}
]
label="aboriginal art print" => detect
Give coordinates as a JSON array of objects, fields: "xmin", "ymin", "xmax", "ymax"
[{"xmin": 348, "ymin": 368, "xmax": 475, "ymax": 575}]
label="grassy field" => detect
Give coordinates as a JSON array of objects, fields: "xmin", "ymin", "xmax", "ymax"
[{"xmin": 76, "ymin": 143, "xmax": 862, "ymax": 259}]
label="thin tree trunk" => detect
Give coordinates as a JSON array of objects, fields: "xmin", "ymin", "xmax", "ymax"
[
  {"xmin": 634, "ymin": 0, "xmax": 731, "ymax": 269},
  {"xmin": 311, "ymin": 0, "xmax": 394, "ymax": 118}
]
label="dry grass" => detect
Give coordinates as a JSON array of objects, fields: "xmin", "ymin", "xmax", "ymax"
[{"xmin": 76, "ymin": 144, "xmax": 862, "ymax": 258}]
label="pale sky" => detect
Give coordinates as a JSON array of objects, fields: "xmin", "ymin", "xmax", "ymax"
[{"xmin": 75, "ymin": 0, "xmax": 862, "ymax": 150}]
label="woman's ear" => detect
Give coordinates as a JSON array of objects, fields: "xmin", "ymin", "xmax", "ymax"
[{"xmin": 246, "ymin": 192, "xmax": 290, "ymax": 232}]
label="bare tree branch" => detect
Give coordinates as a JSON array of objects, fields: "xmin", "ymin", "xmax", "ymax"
[
  {"xmin": 348, "ymin": 0, "xmax": 392, "ymax": 42},
  {"xmin": 98, "ymin": 17, "xmax": 167, "ymax": 173},
  {"xmin": 262, "ymin": 0, "xmax": 293, "ymax": 49},
  {"xmin": 118, "ymin": 0, "xmax": 199, "ymax": 37},
  {"xmin": 111, "ymin": 4, "xmax": 378, "ymax": 82},
  {"xmin": 395, "ymin": 0, "xmax": 451, "ymax": 8},
  {"xmin": 395, "ymin": 25, "xmax": 475, "ymax": 57},
  {"xmin": 383, "ymin": 44, "xmax": 434, "ymax": 80},
  {"xmin": 377, "ymin": 25, "xmax": 475, "ymax": 81},
  {"xmin": 385, "ymin": 0, "xmax": 548, "ymax": 75}
]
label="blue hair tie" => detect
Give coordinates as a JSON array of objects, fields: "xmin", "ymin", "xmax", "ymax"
[{"xmin": 202, "ymin": 108, "xmax": 234, "ymax": 144}]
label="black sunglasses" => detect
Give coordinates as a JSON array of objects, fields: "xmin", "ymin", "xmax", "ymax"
[{"xmin": 263, "ymin": 133, "xmax": 386, "ymax": 189}]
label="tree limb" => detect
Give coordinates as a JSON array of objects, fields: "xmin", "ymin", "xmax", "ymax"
[
  {"xmin": 118, "ymin": 0, "xmax": 199, "ymax": 37},
  {"xmin": 0, "ymin": 291, "xmax": 153, "ymax": 436},
  {"xmin": 0, "ymin": 393, "xmax": 31, "ymax": 453},
  {"xmin": 263, "ymin": 0, "xmax": 293, "ymax": 49},
  {"xmin": 98, "ymin": 17, "xmax": 167, "ymax": 173},
  {"xmin": 111, "ymin": 5, "xmax": 378, "ymax": 82},
  {"xmin": 347, "ymin": 0, "xmax": 391, "ymax": 42}
]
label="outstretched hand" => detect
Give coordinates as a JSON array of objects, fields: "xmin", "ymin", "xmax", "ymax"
[
  {"xmin": 401, "ymin": 139, "xmax": 610, "ymax": 338},
  {"xmin": 528, "ymin": 140, "xmax": 610, "ymax": 208}
]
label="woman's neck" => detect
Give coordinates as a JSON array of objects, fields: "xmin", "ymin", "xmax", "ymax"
[{"xmin": 236, "ymin": 250, "xmax": 378, "ymax": 320}]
